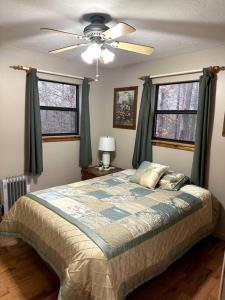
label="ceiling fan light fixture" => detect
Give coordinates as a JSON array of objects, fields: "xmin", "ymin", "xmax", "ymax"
[
  {"xmin": 81, "ymin": 50, "xmax": 93, "ymax": 64},
  {"xmin": 81, "ymin": 43, "xmax": 102, "ymax": 64},
  {"xmin": 44, "ymin": 13, "xmax": 155, "ymax": 68},
  {"xmin": 87, "ymin": 43, "xmax": 101, "ymax": 59},
  {"xmin": 101, "ymin": 48, "xmax": 115, "ymax": 64}
]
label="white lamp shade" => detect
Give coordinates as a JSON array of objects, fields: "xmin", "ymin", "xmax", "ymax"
[{"xmin": 98, "ymin": 136, "xmax": 115, "ymax": 152}]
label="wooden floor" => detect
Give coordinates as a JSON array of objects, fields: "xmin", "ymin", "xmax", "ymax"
[{"xmin": 0, "ymin": 236, "xmax": 224, "ymax": 300}]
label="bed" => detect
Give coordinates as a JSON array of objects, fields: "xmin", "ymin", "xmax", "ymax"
[{"xmin": 0, "ymin": 169, "xmax": 218, "ymax": 300}]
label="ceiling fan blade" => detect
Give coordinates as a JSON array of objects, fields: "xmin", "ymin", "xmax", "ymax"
[
  {"xmin": 49, "ymin": 44, "xmax": 86, "ymax": 54},
  {"xmin": 40, "ymin": 28, "xmax": 84, "ymax": 40},
  {"xmin": 110, "ymin": 41, "xmax": 154, "ymax": 55},
  {"xmin": 103, "ymin": 22, "xmax": 136, "ymax": 40}
]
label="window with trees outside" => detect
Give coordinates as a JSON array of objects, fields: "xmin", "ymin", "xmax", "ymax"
[
  {"xmin": 38, "ymin": 80, "xmax": 79, "ymax": 139},
  {"xmin": 153, "ymin": 81, "xmax": 199, "ymax": 146}
]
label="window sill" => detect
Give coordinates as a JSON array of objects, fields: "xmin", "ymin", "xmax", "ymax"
[
  {"xmin": 42, "ymin": 135, "xmax": 80, "ymax": 143},
  {"xmin": 152, "ymin": 140, "xmax": 195, "ymax": 152}
]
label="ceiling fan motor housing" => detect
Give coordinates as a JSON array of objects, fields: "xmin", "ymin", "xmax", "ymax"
[{"xmin": 83, "ymin": 14, "xmax": 109, "ymax": 40}]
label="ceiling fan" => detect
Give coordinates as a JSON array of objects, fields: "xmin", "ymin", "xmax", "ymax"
[{"xmin": 40, "ymin": 13, "xmax": 154, "ymax": 64}]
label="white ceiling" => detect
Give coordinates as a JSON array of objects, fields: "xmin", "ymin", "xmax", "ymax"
[{"xmin": 1, "ymin": 0, "xmax": 225, "ymax": 68}]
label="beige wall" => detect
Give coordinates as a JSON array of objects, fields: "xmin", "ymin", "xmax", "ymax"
[
  {"xmin": 0, "ymin": 45, "xmax": 108, "ymax": 191},
  {"xmin": 103, "ymin": 45, "xmax": 225, "ymax": 238}
]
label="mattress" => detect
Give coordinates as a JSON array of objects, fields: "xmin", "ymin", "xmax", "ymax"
[{"xmin": 0, "ymin": 170, "xmax": 217, "ymax": 300}]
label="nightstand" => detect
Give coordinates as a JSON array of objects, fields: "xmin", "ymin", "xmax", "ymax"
[{"xmin": 81, "ymin": 166, "xmax": 123, "ymax": 180}]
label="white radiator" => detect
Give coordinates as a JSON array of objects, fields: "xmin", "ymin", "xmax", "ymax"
[{"xmin": 0, "ymin": 176, "xmax": 30, "ymax": 214}]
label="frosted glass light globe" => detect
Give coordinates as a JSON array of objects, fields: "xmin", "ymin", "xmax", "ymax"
[
  {"xmin": 81, "ymin": 50, "xmax": 93, "ymax": 64},
  {"xmin": 86, "ymin": 43, "xmax": 101, "ymax": 59},
  {"xmin": 101, "ymin": 48, "xmax": 115, "ymax": 64}
]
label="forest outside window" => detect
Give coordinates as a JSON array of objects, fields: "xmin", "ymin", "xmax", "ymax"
[
  {"xmin": 38, "ymin": 79, "xmax": 79, "ymax": 142},
  {"xmin": 153, "ymin": 81, "xmax": 199, "ymax": 150}
]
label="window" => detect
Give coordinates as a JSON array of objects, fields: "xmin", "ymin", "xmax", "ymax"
[
  {"xmin": 38, "ymin": 79, "xmax": 79, "ymax": 137},
  {"xmin": 153, "ymin": 81, "xmax": 199, "ymax": 145}
]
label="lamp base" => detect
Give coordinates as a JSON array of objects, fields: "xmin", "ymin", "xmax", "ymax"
[{"xmin": 102, "ymin": 152, "xmax": 110, "ymax": 168}]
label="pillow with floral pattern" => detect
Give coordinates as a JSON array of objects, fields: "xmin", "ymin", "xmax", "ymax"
[{"xmin": 157, "ymin": 170, "xmax": 189, "ymax": 191}]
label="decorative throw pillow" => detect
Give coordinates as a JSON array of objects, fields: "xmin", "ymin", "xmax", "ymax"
[
  {"xmin": 130, "ymin": 161, "xmax": 169, "ymax": 189},
  {"xmin": 157, "ymin": 170, "xmax": 189, "ymax": 191}
]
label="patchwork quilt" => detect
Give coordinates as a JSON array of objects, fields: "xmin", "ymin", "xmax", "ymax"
[{"xmin": 28, "ymin": 171, "xmax": 203, "ymax": 259}]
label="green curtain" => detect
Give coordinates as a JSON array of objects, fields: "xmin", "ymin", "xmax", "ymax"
[
  {"xmin": 132, "ymin": 77, "xmax": 155, "ymax": 169},
  {"xmin": 79, "ymin": 78, "xmax": 92, "ymax": 167},
  {"xmin": 191, "ymin": 68, "xmax": 215, "ymax": 187},
  {"xmin": 25, "ymin": 68, "xmax": 43, "ymax": 175}
]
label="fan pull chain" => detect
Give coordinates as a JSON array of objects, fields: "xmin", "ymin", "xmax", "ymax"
[{"xmin": 95, "ymin": 58, "xmax": 99, "ymax": 81}]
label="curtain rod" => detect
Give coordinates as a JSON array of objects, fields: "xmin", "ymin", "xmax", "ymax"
[
  {"xmin": 9, "ymin": 65, "xmax": 94, "ymax": 82},
  {"xmin": 139, "ymin": 66, "xmax": 225, "ymax": 80}
]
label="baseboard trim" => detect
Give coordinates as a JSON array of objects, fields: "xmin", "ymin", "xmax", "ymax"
[{"xmin": 213, "ymin": 231, "xmax": 225, "ymax": 240}]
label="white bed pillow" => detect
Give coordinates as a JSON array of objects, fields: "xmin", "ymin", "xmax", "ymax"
[{"xmin": 130, "ymin": 161, "xmax": 169, "ymax": 189}]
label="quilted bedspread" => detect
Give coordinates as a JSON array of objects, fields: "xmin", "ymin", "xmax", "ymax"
[
  {"xmin": 0, "ymin": 170, "xmax": 216, "ymax": 300},
  {"xmin": 28, "ymin": 172, "xmax": 203, "ymax": 259}
]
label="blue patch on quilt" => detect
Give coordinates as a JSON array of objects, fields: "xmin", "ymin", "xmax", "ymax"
[
  {"xmin": 151, "ymin": 203, "xmax": 182, "ymax": 225},
  {"xmin": 130, "ymin": 187, "xmax": 153, "ymax": 197},
  {"xmin": 88, "ymin": 190, "xmax": 111, "ymax": 199},
  {"xmin": 104, "ymin": 178, "xmax": 121, "ymax": 186},
  {"xmin": 178, "ymin": 192, "xmax": 202, "ymax": 207},
  {"xmin": 101, "ymin": 207, "xmax": 131, "ymax": 221}
]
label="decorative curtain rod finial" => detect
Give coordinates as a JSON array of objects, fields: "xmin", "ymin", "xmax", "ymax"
[
  {"xmin": 209, "ymin": 66, "xmax": 225, "ymax": 74},
  {"xmin": 18, "ymin": 65, "xmax": 25, "ymax": 70},
  {"xmin": 10, "ymin": 64, "xmax": 23, "ymax": 70},
  {"xmin": 139, "ymin": 75, "xmax": 150, "ymax": 81},
  {"xmin": 10, "ymin": 65, "xmax": 31, "ymax": 72}
]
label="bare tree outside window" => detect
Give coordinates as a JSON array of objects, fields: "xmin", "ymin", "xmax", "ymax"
[
  {"xmin": 38, "ymin": 80, "xmax": 79, "ymax": 136},
  {"xmin": 153, "ymin": 81, "xmax": 199, "ymax": 143}
]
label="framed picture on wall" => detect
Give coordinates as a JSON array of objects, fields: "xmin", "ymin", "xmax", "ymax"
[{"xmin": 113, "ymin": 86, "xmax": 138, "ymax": 130}]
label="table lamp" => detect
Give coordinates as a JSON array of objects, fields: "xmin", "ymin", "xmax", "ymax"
[{"xmin": 98, "ymin": 136, "xmax": 115, "ymax": 168}]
